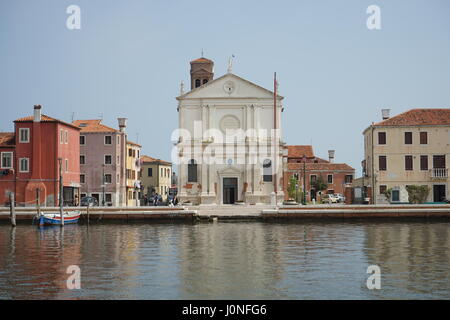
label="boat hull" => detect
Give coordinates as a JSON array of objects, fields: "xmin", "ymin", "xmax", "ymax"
[{"xmin": 38, "ymin": 212, "xmax": 80, "ymax": 226}]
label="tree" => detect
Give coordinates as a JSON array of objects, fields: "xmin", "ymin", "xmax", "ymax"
[
  {"xmin": 311, "ymin": 175, "xmax": 328, "ymax": 200},
  {"xmin": 287, "ymin": 176, "xmax": 298, "ymax": 201},
  {"xmin": 406, "ymin": 185, "xmax": 430, "ymax": 204}
]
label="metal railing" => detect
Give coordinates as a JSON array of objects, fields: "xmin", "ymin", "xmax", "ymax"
[{"xmin": 430, "ymin": 168, "xmax": 448, "ymax": 179}]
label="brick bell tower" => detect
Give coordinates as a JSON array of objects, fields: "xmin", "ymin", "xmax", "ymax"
[{"xmin": 190, "ymin": 57, "xmax": 214, "ymax": 90}]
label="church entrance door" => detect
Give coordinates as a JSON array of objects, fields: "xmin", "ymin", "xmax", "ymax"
[{"xmin": 223, "ymin": 178, "xmax": 238, "ymax": 204}]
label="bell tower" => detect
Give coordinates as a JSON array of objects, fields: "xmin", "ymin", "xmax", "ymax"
[{"xmin": 190, "ymin": 57, "xmax": 214, "ymax": 90}]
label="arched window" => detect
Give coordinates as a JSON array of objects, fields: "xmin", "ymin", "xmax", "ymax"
[
  {"xmin": 263, "ymin": 159, "xmax": 272, "ymax": 182},
  {"xmin": 195, "ymin": 79, "xmax": 201, "ymax": 88},
  {"xmin": 188, "ymin": 159, "xmax": 198, "ymax": 182},
  {"xmin": 203, "ymin": 79, "xmax": 208, "ymax": 84}
]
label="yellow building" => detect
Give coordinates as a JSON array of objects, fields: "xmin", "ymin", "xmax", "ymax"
[
  {"xmin": 140, "ymin": 155, "xmax": 172, "ymax": 201},
  {"xmin": 363, "ymin": 109, "xmax": 450, "ymax": 204},
  {"xmin": 126, "ymin": 140, "xmax": 142, "ymax": 206}
]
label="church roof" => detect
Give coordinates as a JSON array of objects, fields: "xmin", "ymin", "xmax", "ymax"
[{"xmin": 177, "ymin": 72, "xmax": 284, "ymax": 100}]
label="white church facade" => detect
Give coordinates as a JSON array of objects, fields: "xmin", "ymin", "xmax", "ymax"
[{"xmin": 174, "ymin": 57, "xmax": 285, "ymax": 205}]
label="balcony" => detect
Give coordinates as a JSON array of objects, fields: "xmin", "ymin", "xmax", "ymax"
[{"xmin": 430, "ymin": 168, "xmax": 448, "ymax": 179}]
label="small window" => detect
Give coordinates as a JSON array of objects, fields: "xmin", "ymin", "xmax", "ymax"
[
  {"xmin": 379, "ymin": 185, "xmax": 387, "ymax": 195},
  {"xmin": 345, "ymin": 175, "xmax": 353, "ymax": 184},
  {"xmin": 405, "ymin": 155, "xmax": 413, "ymax": 171},
  {"xmin": 1, "ymin": 152, "xmax": 13, "ymax": 169},
  {"xmin": 105, "ymin": 136, "xmax": 112, "ymax": 145},
  {"xmin": 19, "ymin": 128, "xmax": 30, "ymax": 143},
  {"xmin": 195, "ymin": 79, "xmax": 201, "ymax": 88},
  {"xmin": 392, "ymin": 189, "xmax": 400, "ymax": 202},
  {"xmin": 420, "ymin": 132, "xmax": 428, "ymax": 145},
  {"xmin": 327, "ymin": 174, "xmax": 333, "ymax": 184},
  {"xmin": 129, "ymin": 149, "xmax": 133, "ymax": 157},
  {"xmin": 65, "ymin": 159, "xmax": 69, "ymax": 172},
  {"xmin": 104, "ymin": 174, "xmax": 112, "ymax": 184},
  {"xmin": 104, "ymin": 155, "xmax": 112, "ymax": 165},
  {"xmin": 19, "ymin": 158, "xmax": 29, "ymax": 172},
  {"xmin": 80, "ymin": 135, "xmax": 86, "ymax": 145},
  {"xmin": 80, "ymin": 174, "xmax": 86, "ymax": 184},
  {"xmin": 148, "ymin": 168, "xmax": 153, "ymax": 177},
  {"xmin": 420, "ymin": 155, "xmax": 428, "ymax": 171},
  {"xmin": 161, "ymin": 168, "xmax": 163, "ymax": 177},
  {"xmin": 263, "ymin": 159, "xmax": 272, "ymax": 182},
  {"xmin": 404, "ymin": 132, "xmax": 412, "ymax": 145},
  {"xmin": 64, "ymin": 131, "xmax": 68, "ymax": 144},
  {"xmin": 379, "ymin": 156, "xmax": 387, "ymax": 171},
  {"xmin": 378, "ymin": 132, "xmax": 386, "ymax": 145},
  {"xmin": 310, "ymin": 175, "xmax": 317, "ymax": 183},
  {"xmin": 60, "ymin": 130, "xmax": 64, "ymax": 144},
  {"xmin": 105, "ymin": 194, "xmax": 112, "ymax": 203},
  {"xmin": 80, "ymin": 155, "xmax": 85, "ymax": 165},
  {"xmin": 132, "ymin": 150, "xmax": 136, "ymax": 158}
]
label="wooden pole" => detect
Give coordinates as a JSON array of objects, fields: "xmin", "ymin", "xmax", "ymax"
[
  {"xmin": 59, "ymin": 158, "xmax": 64, "ymax": 226},
  {"xmin": 36, "ymin": 188, "xmax": 41, "ymax": 217},
  {"xmin": 10, "ymin": 193, "xmax": 16, "ymax": 227},
  {"xmin": 273, "ymin": 72, "xmax": 278, "ymax": 195},
  {"xmin": 87, "ymin": 202, "xmax": 90, "ymax": 224}
]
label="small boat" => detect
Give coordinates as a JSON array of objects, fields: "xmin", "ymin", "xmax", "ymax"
[{"xmin": 38, "ymin": 211, "xmax": 81, "ymax": 226}]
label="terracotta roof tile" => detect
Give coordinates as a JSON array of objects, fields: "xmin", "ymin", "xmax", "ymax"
[
  {"xmin": 288, "ymin": 162, "xmax": 354, "ymax": 171},
  {"xmin": 191, "ymin": 57, "xmax": 213, "ymax": 63},
  {"xmin": 15, "ymin": 114, "xmax": 80, "ymax": 130},
  {"xmin": 287, "ymin": 145, "xmax": 315, "ymax": 159},
  {"xmin": 141, "ymin": 155, "xmax": 171, "ymax": 165},
  {"xmin": 0, "ymin": 132, "xmax": 15, "ymax": 147},
  {"xmin": 374, "ymin": 109, "xmax": 450, "ymax": 126},
  {"xmin": 127, "ymin": 140, "xmax": 142, "ymax": 148},
  {"xmin": 72, "ymin": 120, "xmax": 118, "ymax": 133}
]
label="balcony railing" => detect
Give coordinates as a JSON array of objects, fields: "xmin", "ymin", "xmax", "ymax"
[{"xmin": 430, "ymin": 168, "xmax": 448, "ymax": 179}]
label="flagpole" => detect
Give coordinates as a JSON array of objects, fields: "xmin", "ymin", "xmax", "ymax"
[{"xmin": 273, "ymin": 72, "xmax": 277, "ymax": 196}]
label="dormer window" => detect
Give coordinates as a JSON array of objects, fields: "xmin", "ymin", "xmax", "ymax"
[{"xmin": 195, "ymin": 79, "xmax": 201, "ymax": 88}]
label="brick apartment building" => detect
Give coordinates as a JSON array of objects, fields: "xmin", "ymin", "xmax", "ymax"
[
  {"xmin": 283, "ymin": 145, "xmax": 354, "ymax": 202},
  {"xmin": 0, "ymin": 105, "xmax": 81, "ymax": 206}
]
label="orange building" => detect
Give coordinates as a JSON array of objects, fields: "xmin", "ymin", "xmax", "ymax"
[
  {"xmin": 283, "ymin": 145, "xmax": 355, "ymax": 202},
  {"xmin": 0, "ymin": 105, "xmax": 81, "ymax": 206}
]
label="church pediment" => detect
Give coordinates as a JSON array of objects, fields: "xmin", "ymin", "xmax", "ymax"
[
  {"xmin": 217, "ymin": 165, "xmax": 242, "ymax": 175},
  {"xmin": 177, "ymin": 73, "xmax": 283, "ymax": 100}
]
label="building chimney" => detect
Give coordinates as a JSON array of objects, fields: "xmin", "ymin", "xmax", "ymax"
[
  {"xmin": 33, "ymin": 105, "xmax": 42, "ymax": 122},
  {"xmin": 382, "ymin": 109, "xmax": 390, "ymax": 120},
  {"xmin": 118, "ymin": 118, "xmax": 127, "ymax": 132},
  {"xmin": 328, "ymin": 150, "xmax": 335, "ymax": 163}
]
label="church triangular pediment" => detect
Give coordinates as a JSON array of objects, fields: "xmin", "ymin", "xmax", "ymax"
[{"xmin": 177, "ymin": 73, "xmax": 284, "ymax": 100}]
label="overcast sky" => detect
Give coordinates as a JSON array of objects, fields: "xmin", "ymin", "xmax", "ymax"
[{"xmin": 1, "ymin": 0, "xmax": 449, "ymax": 175}]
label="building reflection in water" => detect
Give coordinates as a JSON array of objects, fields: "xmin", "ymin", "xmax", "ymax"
[{"xmin": 363, "ymin": 221, "xmax": 450, "ymax": 299}]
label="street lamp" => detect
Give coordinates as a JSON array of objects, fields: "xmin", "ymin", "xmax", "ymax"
[{"xmin": 302, "ymin": 154, "xmax": 307, "ymax": 205}]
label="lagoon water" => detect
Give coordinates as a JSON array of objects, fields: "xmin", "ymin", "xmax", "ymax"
[{"xmin": 0, "ymin": 221, "xmax": 449, "ymax": 299}]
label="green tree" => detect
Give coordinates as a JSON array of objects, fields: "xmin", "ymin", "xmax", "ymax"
[
  {"xmin": 406, "ymin": 185, "xmax": 430, "ymax": 204},
  {"xmin": 287, "ymin": 176, "xmax": 298, "ymax": 201},
  {"xmin": 311, "ymin": 175, "xmax": 328, "ymax": 200}
]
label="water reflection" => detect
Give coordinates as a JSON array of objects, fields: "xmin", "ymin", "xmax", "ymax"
[{"xmin": 0, "ymin": 221, "xmax": 449, "ymax": 299}]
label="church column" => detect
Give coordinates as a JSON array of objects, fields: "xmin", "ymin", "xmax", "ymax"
[
  {"xmin": 200, "ymin": 104, "xmax": 208, "ymax": 197},
  {"xmin": 208, "ymin": 105, "xmax": 216, "ymax": 199}
]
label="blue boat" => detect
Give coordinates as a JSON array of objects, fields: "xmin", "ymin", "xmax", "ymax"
[{"xmin": 38, "ymin": 211, "xmax": 81, "ymax": 226}]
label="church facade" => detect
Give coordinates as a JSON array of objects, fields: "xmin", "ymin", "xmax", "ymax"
[{"xmin": 175, "ymin": 57, "xmax": 285, "ymax": 205}]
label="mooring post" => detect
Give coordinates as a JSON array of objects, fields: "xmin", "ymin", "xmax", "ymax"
[
  {"xmin": 36, "ymin": 188, "xmax": 41, "ymax": 217},
  {"xmin": 58, "ymin": 158, "xmax": 64, "ymax": 226},
  {"xmin": 87, "ymin": 202, "xmax": 90, "ymax": 224},
  {"xmin": 10, "ymin": 193, "xmax": 16, "ymax": 227}
]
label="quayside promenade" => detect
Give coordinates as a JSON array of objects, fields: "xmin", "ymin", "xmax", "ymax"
[{"xmin": 1, "ymin": 204, "xmax": 450, "ymax": 222}]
